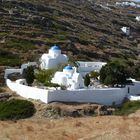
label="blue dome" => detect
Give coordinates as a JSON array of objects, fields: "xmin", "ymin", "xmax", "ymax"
[
  {"xmin": 64, "ymin": 65, "xmax": 73, "ymax": 70},
  {"xmin": 50, "ymin": 45, "xmax": 61, "ymax": 50}
]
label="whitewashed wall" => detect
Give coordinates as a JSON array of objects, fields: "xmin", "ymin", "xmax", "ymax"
[
  {"xmin": 48, "ymin": 88, "xmax": 127, "ymax": 106},
  {"xmin": 126, "ymin": 81, "xmax": 140, "ymax": 95},
  {"xmin": 4, "ymin": 69, "xmax": 21, "ymax": 79},
  {"xmin": 7, "ymin": 79, "xmax": 128, "ymax": 105},
  {"xmin": 6, "ymin": 79, "xmax": 48, "ymax": 103}
]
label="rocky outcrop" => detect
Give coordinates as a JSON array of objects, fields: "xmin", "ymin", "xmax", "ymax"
[
  {"xmin": 0, "ymin": 93, "xmax": 11, "ymax": 101},
  {"xmin": 44, "ymin": 103, "xmax": 114, "ymax": 119}
]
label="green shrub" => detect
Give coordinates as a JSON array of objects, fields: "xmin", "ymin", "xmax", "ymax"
[
  {"xmin": 89, "ymin": 71, "xmax": 100, "ymax": 79},
  {"xmin": 114, "ymin": 101, "xmax": 140, "ymax": 116},
  {"xmin": 45, "ymin": 82, "xmax": 60, "ymax": 89},
  {"xmin": 84, "ymin": 74, "xmax": 90, "ymax": 87},
  {"xmin": 0, "ymin": 99, "xmax": 36, "ymax": 120},
  {"xmin": 35, "ymin": 69, "xmax": 55, "ymax": 84},
  {"xmin": 22, "ymin": 66, "xmax": 35, "ymax": 86}
]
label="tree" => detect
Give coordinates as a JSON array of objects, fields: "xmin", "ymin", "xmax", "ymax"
[
  {"xmin": 100, "ymin": 59, "xmax": 131, "ymax": 87},
  {"xmin": 129, "ymin": 63, "xmax": 140, "ymax": 81},
  {"xmin": 22, "ymin": 66, "xmax": 35, "ymax": 86},
  {"xmin": 84, "ymin": 74, "xmax": 90, "ymax": 87},
  {"xmin": 89, "ymin": 71, "xmax": 100, "ymax": 80}
]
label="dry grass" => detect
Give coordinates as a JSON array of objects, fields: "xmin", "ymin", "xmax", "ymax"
[{"xmin": 0, "ymin": 113, "xmax": 140, "ymax": 140}]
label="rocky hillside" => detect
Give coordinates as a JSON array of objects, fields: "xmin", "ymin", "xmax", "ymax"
[{"xmin": 0, "ymin": 0, "xmax": 140, "ymax": 65}]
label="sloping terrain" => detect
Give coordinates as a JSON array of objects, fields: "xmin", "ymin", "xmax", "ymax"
[
  {"xmin": 0, "ymin": 0, "xmax": 140, "ymax": 63},
  {"xmin": 0, "ymin": 113, "xmax": 140, "ymax": 140},
  {"xmin": 0, "ymin": 87, "xmax": 140, "ymax": 140},
  {"xmin": 0, "ymin": 0, "xmax": 140, "ymax": 85}
]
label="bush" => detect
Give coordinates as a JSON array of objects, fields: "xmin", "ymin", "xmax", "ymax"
[
  {"xmin": 84, "ymin": 74, "xmax": 90, "ymax": 87},
  {"xmin": 35, "ymin": 69, "xmax": 55, "ymax": 84},
  {"xmin": 100, "ymin": 59, "xmax": 130, "ymax": 86},
  {"xmin": 22, "ymin": 66, "xmax": 35, "ymax": 86},
  {"xmin": 114, "ymin": 101, "xmax": 140, "ymax": 116},
  {"xmin": 89, "ymin": 71, "xmax": 99, "ymax": 79},
  {"xmin": 0, "ymin": 99, "xmax": 36, "ymax": 120},
  {"xmin": 45, "ymin": 82, "xmax": 60, "ymax": 89}
]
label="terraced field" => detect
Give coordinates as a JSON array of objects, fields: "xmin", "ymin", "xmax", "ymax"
[
  {"xmin": 0, "ymin": 0, "xmax": 140, "ymax": 62},
  {"xmin": 0, "ymin": 0, "xmax": 140, "ymax": 85}
]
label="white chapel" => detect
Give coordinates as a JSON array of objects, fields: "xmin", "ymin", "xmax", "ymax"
[{"xmin": 40, "ymin": 45, "xmax": 68, "ymax": 69}]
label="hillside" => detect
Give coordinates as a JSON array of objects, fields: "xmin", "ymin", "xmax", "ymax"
[
  {"xmin": 0, "ymin": 0, "xmax": 140, "ymax": 84},
  {"xmin": 0, "ymin": 0, "xmax": 140, "ymax": 61},
  {"xmin": 0, "ymin": 113, "xmax": 140, "ymax": 140}
]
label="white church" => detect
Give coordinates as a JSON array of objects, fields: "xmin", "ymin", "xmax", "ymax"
[
  {"xmin": 51, "ymin": 65, "xmax": 85, "ymax": 90},
  {"xmin": 40, "ymin": 45, "xmax": 68, "ymax": 69},
  {"xmin": 5, "ymin": 45, "xmax": 106, "ymax": 90},
  {"xmin": 5, "ymin": 45, "xmax": 140, "ymax": 105}
]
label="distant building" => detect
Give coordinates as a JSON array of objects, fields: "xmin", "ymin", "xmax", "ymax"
[
  {"xmin": 51, "ymin": 65, "xmax": 84, "ymax": 90},
  {"xmin": 40, "ymin": 45, "xmax": 68, "ymax": 69},
  {"xmin": 121, "ymin": 27, "xmax": 130, "ymax": 36},
  {"xmin": 136, "ymin": 16, "xmax": 140, "ymax": 21},
  {"xmin": 116, "ymin": 2, "xmax": 140, "ymax": 8}
]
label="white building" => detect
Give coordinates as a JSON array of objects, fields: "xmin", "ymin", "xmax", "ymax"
[
  {"xmin": 116, "ymin": 2, "xmax": 140, "ymax": 8},
  {"xmin": 51, "ymin": 65, "xmax": 84, "ymax": 90},
  {"xmin": 121, "ymin": 27, "xmax": 130, "ymax": 36},
  {"xmin": 77, "ymin": 61, "xmax": 106, "ymax": 76},
  {"xmin": 136, "ymin": 16, "xmax": 140, "ymax": 21},
  {"xmin": 40, "ymin": 45, "xmax": 68, "ymax": 69}
]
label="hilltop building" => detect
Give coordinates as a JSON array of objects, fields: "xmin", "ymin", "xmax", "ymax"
[
  {"xmin": 51, "ymin": 65, "xmax": 84, "ymax": 90},
  {"xmin": 40, "ymin": 45, "xmax": 68, "ymax": 69}
]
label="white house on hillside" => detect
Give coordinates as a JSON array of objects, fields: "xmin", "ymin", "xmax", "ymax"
[
  {"xmin": 136, "ymin": 16, "xmax": 140, "ymax": 22},
  {"xmin": 40, "ymin": 45, "xmax": 68, "ymax": 69},
  {"xmin": 51, "ymin": 65, "xmax": 84, "ymax": 90},
  {"xmin": 121, "ymin": 27, "xmax": 130, "ymax": 36}
]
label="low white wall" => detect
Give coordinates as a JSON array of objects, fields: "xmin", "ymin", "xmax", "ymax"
[
  {"xmin": 4, "ymin": 69, "xmax": 21, "ymax": 79},
  {"xmin": 127, "ymin": 81, "xmax": 140, "ymax": 95},
  {"xmin": 48, "ymin": 88, "xmax": 127, "ymax": 106},
  {"xmin": 6, "ymin": 79, "xmax": 48, "ymax": 103},
  {"xmin": 7, "ymin": 79, "xmax": 128, "ymax": 105}
]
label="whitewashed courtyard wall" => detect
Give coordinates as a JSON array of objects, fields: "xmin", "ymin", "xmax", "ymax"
[
  {"xmin": 7, "ymin": 79, "xmax": 129, "ymax": 105},
  {"xmin": 7, "ymin": 79, "xmax": 48, "ymax": 103},
  {"xmin": 48, "ymin": 88, "xmax": 127, "ymax": 105},
  {"xmin": 4, "ymin": 69, "xmax": 21, "ymax": 79},
  {"xmin": 126, "ymin": 81, "xmax": 140, "ymax": 95}
]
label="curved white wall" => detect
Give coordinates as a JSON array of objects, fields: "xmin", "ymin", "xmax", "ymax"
[
  {"xmin": 6, "ymin": 79, "xmax": 48, "ymax": 103},
  {"xmin": 7, "ymin": 79, "xmax": 129, "ymax": 105}
]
